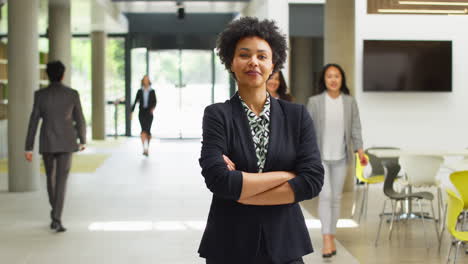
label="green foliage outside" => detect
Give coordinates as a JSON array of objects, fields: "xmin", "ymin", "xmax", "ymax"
[{"xmin": 71, "ymin": 37, "xmax": 126, "ymax": 135}]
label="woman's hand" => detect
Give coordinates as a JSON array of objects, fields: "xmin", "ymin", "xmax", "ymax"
[
  {"xmin": 24, "ymin": 152, "xmax": 33, "ymax": 162},
  {"xmin": 223, "ymin": 155, "xmax": 236, "ymax": 171},
  {"xmin": 357, "ymin": 149, "xmax": 368, "ymax": 166}
]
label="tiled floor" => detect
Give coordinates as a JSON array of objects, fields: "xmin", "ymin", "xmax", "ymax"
[
  {"xmin": 2, "ymin": 138, "xmax": 467, "ymax": 263},
  {"xmin": 0, "ymin": 138, "xmax": 358, "ymax": 264}
]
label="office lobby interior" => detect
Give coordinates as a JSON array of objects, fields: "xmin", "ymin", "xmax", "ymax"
[{"xmin": 1, "ymin": 0, "xmax": 468, "ymax": 263}]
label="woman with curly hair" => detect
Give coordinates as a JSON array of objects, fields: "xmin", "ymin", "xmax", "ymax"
[
  {"xmin": 266, "ymin": 70, "xmax": 294, "ymax": 102},
  {"xmin": 198, "ymin": 17, "xmax": 324, "ymax": 264}
]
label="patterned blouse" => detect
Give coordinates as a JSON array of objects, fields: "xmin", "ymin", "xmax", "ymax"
[{"xmin": 238, "ymin": 93, "xmax": 271, "ymax": 172}]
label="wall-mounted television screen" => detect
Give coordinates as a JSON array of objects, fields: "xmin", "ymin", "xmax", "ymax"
[{"xmin": 363, "ymin": 40, "xmax": 452, "ymax": 92}]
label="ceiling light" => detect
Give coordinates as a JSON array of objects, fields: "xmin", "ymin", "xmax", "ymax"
[
  {"xmin": 378, "ymin": 8, "xmax": 467, "ymax": 14},
  {"xmin": 399, "ymin": 1, "xmax": 468, "ymax": 6}
]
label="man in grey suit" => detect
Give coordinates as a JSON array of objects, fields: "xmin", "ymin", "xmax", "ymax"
[{"xmin": 25, "ymin": 60, "xmax": 86, "ymax": 232}]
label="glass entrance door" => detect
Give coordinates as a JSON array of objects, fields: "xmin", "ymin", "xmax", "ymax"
[
  {"xmin": 149, "ymin": 49, "xmax": 214, "ymax": 138},
  {"xmin": 130, "ymin": 49, "xmax": 230, "ymax": 138},
  {"xmin": 178, "ymin": 50, "xmax": 213, "ymax": 138}
]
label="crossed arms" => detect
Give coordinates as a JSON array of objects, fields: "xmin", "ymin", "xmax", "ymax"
[
  {"xmin": 199, "ymin": 104, "xmax": 324, "ymax": 206},
  {"xmin": 222, "ymin": 155, "xmax": 296, "ymax": 205}
]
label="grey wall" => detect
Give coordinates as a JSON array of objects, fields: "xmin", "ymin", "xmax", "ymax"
[
  {"xmin": 289, "ymin": 4, "xmax": 323, "ymax": 38},
  {"xmin": 125, "ymin": 13, "xmax": 235, "ymax": 50},
  {"xmin": 126, "ymin": 13, "xmax": 234, "ymax": 34},
  {"xmin": 290, "ymin": 37, "xmax": 323, "ymax": 105},
  {"xmin": 130, "ymin": 33, "xmax": 218, "ymax": 50},
  {"xmin": 289, "ymin": 4, "xmax": 324, "ymax": 104}
]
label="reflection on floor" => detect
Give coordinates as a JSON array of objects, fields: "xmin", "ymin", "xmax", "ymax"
[{"xmin": 0, "ymin": 138, "xmax": 466, "ymax": 263}]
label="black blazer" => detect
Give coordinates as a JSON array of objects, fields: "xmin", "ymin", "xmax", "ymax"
[
  {"xmin": 131, "ymin": 88, "xmax": 157, "ymax": 112},
  {"xmin": 25, "ymin": 82, "xmax": 86, "ymax": 153},
  {"xmin": 199, "ymin": 93, "xmax": 324, "ymax": 263}
]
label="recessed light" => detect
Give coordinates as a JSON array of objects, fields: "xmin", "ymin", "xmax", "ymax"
[
  {"xmin": 378, "ymin": 8, "xmax": 467, "ymax": 14},
  {"xmin": 399, "ymin": 1, "xmax": 468, "ymax": 6}
]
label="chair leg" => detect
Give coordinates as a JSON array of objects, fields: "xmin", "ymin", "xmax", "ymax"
[
  {"xmin": 358, "ymin": 184, "xmax": 367, "ymax": 223},
  {"xmin": 375, "ymin": 199, "xmax": 388, "ymax": 247},
  {"xmin": 437, "ymin": 187, "xmax": 443, "ymax": 222},
  {"xmin": 351, "ymin": 184, "xmax": 358, "ymax": 219},
  {"xmin": 389, "ymin": 200, "xmax": 397, "ymax": 241},
  {"xmin": 417, "ymin": 200, "xmax": 429, "ymax": 249},
  {"xmin": 440, "ymin": 203, "xmax": 448, "ymax": 243},
  {"xmin": 439, "ymin": 206, "xmax": 445, "ymax": 253},
  {"xmin": 364, "ymin": 184, "xmax": 370, "ymax": 219},
  {"xmin": 447, "ymin": 239, "xmax": 454, "ymax": 264},
  {"xmin": 454, "ymin": 240, "xmax": 462, "ymax": 264},
  {"xmin": 430, "ymin": 200, "xmax": 440, "ymax": 242}
]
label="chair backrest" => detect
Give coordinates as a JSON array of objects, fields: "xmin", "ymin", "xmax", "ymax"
[
  {"xmin": 365, "ymin": 152, "xmax": 385, "ymax": 176},
  {"xmin": 355, "ymin": 153, "xmax": 368, "ymax": 182},
  {"xmin": 399, "ymin": 154, "xmax": 443, "ymax": 187},
  {"xmin": 383, "ymin": 161, "xmax": 401, "ymax": 199},
  {"xmin": 365, "ymin": 147, "xmax": 400, "ymax": 176},
  {"xmin": 450, "ymin": 171, "xmax": 468, "ymax": 209},
  {"xmin": 446, "ymin": 189, "xmax": 464, "ymax": 236}
]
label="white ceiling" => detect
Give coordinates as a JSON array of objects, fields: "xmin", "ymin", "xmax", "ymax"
[
  {"xmin": 69, "ymin": 0, "xmax": 128, "ymax": 34},
  {"xmin": 64, "ymin": 0, "xmax": 248, "ymax": 34},
  {"xmin": 2, "ymin": 0, "xmax": 249, "ymax": 35}
]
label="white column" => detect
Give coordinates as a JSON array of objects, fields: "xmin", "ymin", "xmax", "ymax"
[
  {"xmin": 48, "ymin": 0, "xmax": 71, "ymax": 85},
  {"xmin": 7, "ymin": 0, "xmax": 40, "ymax": 192}
]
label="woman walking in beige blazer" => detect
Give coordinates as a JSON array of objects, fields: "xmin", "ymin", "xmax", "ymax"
[{"xmin": 307, "ymin": 63, "xmax": 367, "ymax": 258}]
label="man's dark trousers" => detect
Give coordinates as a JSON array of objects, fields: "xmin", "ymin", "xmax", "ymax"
[{"xmin": 42, "ymin": 152, "xmax": 72, "ymax": 222}]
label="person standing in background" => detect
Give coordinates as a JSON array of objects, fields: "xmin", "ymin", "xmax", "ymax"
[
  {"xmin": 131, "ymin": 75, "xmax": 157, "ymax": 156},
  {"xmin": 25, "ymin": 60, "xmax": 86, "ymax": 232},
  {"xmin": 266, "ymin": 70, "xmax": 294, "ymax": 102},
  {"xmin": 307, "ymin": 63, "xmax": 367, "ymax": 258}
]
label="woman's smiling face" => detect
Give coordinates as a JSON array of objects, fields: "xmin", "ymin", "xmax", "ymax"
[
  {"xmin": 324, "ymin": 66, "xmax": 342, "ymax": 93},
  {"xmin": 230, "ymin": 36, "xmax": 274, "ymax": 89}
]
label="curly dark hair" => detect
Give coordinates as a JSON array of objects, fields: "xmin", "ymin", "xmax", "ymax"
[
  {"xmin": 317, "ymin": 63, "xmax": 351, "ymax": 95},
  {"xmin": 216, "ymin": 16, "xmax": 287, "ymax": 78}
]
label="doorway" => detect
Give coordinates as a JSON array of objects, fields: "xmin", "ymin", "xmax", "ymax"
[{"xmin": 130, "ymin": 48, "xmax": 230, "ymax": 138}]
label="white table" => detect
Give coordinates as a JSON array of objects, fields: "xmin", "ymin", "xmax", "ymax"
[
  {"xmin": 445, "ymin": 159, "xmax": 468, "ymax": 172},
  {"xmin": 367, "ymin": 149, "xmax": 468, "ymax": 159}
]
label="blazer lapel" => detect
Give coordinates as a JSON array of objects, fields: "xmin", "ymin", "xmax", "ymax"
[
  {"xmin": 343, "ymin": 95, "xmax": 351, "ymax": 139},
  {"xmin": 263, "ymin": 97, "xmax": 283, "ymax": 172},
  {"xmin": 318, "ymin": 93, "xmax": 326, "ymax": 142},
  {"xmin": 231, "ymin": 94, "xmax": 258, "ymax": 172}
]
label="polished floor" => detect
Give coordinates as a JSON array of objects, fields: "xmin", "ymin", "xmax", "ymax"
[{"xmin": 0, "ymin": 138, "xmax": 466, "ymax": 263}]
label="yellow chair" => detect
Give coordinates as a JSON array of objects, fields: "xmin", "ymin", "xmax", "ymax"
[
  {"xmin": 450, "ymin": 171, "xmax": 468, "ymax": 210},
  {"xmin": 354, "ymin": 153, "xmax": 385, "ymax": 223},
  {"xmin": 446, "ymin": 171, "xmax": 468, "ymax": 241},
  {"xmin": 445, "ymin": 189, "xmax": 468, "ymax": 263}
]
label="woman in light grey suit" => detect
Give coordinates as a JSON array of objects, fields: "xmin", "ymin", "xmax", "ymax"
[{"xmin": 306, "ymin": 63, "xmax": 367, "ymax": 258}]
